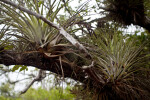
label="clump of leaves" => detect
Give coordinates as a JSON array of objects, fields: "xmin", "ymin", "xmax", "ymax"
[
  {"xmin": 0, "ymin": 0, "xmax": 63, "ymax": 50},
  {"xmin": 73, "ymin": 29, "xmax": 150, "ymax": 100},
  {"xmin": 0, "ymin": 0, "xmax": 85, "ymax": 71},
  {"xmin": 102, "ymin": 0, "xmax": 145, "ymax": 25}
]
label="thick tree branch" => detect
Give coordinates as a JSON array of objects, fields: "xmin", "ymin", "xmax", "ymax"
[{"xmin": 0, "ymin": 50, "xmax": 86, "ymax": 84}]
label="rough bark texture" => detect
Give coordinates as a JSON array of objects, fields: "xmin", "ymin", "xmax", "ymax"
[
  {"xmin": 0, "ymin": 49, "xmax": 86, "ymax": 83},
  {"xmin": 0, "ymin": 48, "xmax": 107, "ymax": 91}
]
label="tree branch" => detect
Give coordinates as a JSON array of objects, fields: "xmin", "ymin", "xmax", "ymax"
[
  {"xmin": 20, "ymin": 69, "xmax": 46, "ymax": 94},
  {"xmin": 0, "ymin": 50, "xmax": 86, "ymax": 84}
]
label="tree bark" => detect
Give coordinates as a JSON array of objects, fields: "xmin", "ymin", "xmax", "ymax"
[{"xmin": 0, "ymin": 50, "xmax": 86, "ymax": 83}]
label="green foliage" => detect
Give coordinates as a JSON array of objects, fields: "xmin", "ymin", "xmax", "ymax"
[
  {"xmin": 94, "ymin": 31, "xmax": 143, "ymax": 81},
  {"xmin": 21, "ymin": 87, "xmax": 75, "ymax": 100},
  {"xmin": 74, "ymin": 29, "xmax": 150, "ymax": 100},
  {"xmin": 11, "ymin": 65, "xmax": 28, "ymax": 72},
  {"xmin": 125, "ymin": 31, "xmax": 150, "ymax": 68},
  {"xmin": 0, "ymin": 86, "xmax": 75, "ymax": 100},
  {"xmin": 0, "ymin": 0, "xmax": 66, "ymax": 50},
  {"xmin": 0, "ymin": 83, "xmax": 14, "ymax": 97}
]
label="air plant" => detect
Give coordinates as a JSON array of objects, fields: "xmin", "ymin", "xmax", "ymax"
[
  {"xmin": 0, "ymin": 0, "xmax": 88, "ymax": 75},
  {"xmin": 74, "ymin": 29, "xmax": 150, "ymax": 100}
]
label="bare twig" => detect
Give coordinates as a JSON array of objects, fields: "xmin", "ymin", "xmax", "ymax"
[
  {"xmin": 82, "ymin": 61, "xmax": 94, "ymax": 69},
  {"xmin": 20, "ymin": 69, "xmax": 46, "ymax": 95},
  {"xmin": 59, "ymin": 56, "xmax": 64, "ymax": 80}
]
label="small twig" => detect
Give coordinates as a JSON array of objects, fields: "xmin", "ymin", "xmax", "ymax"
[
  {"xmin": 59, "ymin": 56, "xmax": 64, "ymax": 80},
  {"xmin": 62, "ymin": 0, "xmax": 72, "ymax": 15},
  {"xmin": 20, "ymin": 78, "xmax": 35, "ymax": 94},
  {"xmin": 82, "ymin": 61, "xmax": 94, "ymax": 69},
  {"xmin": 20, "ymin": 69, "xmax": 46, "ymax": 95}
]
